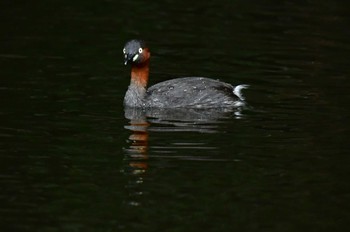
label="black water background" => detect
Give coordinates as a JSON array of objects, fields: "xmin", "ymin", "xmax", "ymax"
[{"xmin": 1, "ymin": 0, "xmax": 350, "ymax": 231}]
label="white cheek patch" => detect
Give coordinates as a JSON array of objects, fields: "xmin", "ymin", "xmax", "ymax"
[{"xmin": 132, "ymin": 54, "xmax": 139, "ymax": 61}]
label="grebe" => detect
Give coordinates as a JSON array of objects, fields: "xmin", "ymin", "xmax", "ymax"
[{"xmin": 123, "ymin": 39, "xmax": 247, "ymax": 108}]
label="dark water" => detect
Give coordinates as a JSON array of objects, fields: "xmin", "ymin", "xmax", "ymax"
[{"xmin": 1, "ymin": 0, "xmax": 350, "ymax": 231}]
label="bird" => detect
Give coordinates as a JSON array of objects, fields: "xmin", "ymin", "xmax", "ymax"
[{"xmin": 123, "ymin": 39, "xmax": 248, "ymax": 108}]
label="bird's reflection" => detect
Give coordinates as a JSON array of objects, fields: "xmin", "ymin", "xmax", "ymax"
[
  {"xmin": 122, "ymin": 106, "xmax": 247, "ymax": 205},
  {"xmin": 125, "ymin": 109, "xmax": 149, "ymax": 174},
  {"xmin": 126, "ymin": 106, "xmax": 246, "ymax": 125}
]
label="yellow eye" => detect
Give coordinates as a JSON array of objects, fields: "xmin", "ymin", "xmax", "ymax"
[
  {"xmin": 138, "ymin": 48, "xmax": 143, "ymax": 53},
  {"xmin": 123, "ymin": 48, "xmax": 126, "ymax": 54}
]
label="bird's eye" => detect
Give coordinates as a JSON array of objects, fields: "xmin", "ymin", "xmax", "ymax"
[
  {"xmin": 138, "ymin": 48, "xmax": 143, "ymax": 53},
  {"xmin": 123, "ymin": 48, "xmax": 126, "ymax": 54}
]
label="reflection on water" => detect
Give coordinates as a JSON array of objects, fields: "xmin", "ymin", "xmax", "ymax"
[
  {"xmin": 123, "ymin": 109, "xmax": 149, "ymax": 206},
  {"xmin": 125, "ymin": 106, "xmax": 247, "ymax": 132},
  {"xmin": 122, "ymin": 106, "xmax": 247, "ymax": 206}
]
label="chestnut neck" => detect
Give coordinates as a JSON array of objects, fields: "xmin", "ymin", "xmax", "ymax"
[{"xmin": 130, "ymin": 60, "xmax": 149, "ymax": 89}]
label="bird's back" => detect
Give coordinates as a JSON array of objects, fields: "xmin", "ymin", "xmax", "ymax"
[{"xmin": 145, "ymin": 77, "xmax": 241, "ymax": 108}]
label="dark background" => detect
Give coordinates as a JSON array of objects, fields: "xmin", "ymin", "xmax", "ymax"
[{"xmin": 1, "ymin": 0, "xmax": 349, "ymax": 231}]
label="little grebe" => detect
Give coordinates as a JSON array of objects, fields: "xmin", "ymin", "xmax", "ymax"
[{"xmin": 123, "ymin": 39, "xmax": 247, "ymax": 108}]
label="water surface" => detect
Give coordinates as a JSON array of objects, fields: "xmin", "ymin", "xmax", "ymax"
[{"xmin": 1, "ymin": 0, "xmax": 349, "ymax": 231}]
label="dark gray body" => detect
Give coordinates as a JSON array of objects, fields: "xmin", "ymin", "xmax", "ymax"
[{"xmin": 124, "ymin": 77, "xmax": 245, "ymax": 108}]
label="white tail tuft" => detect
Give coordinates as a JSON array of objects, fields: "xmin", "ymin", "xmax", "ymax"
[{"xmin": 233, "ymin": 84, "xmax": 249, "ymax": 101}]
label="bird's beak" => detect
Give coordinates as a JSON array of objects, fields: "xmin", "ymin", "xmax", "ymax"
[
  {"xmin": 124, "ymin": 54, "xmax": 130, "ymax": 65},
  {"xmin": 124, "ymin": 54, "xmax": 139, "ymax": 65}
]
